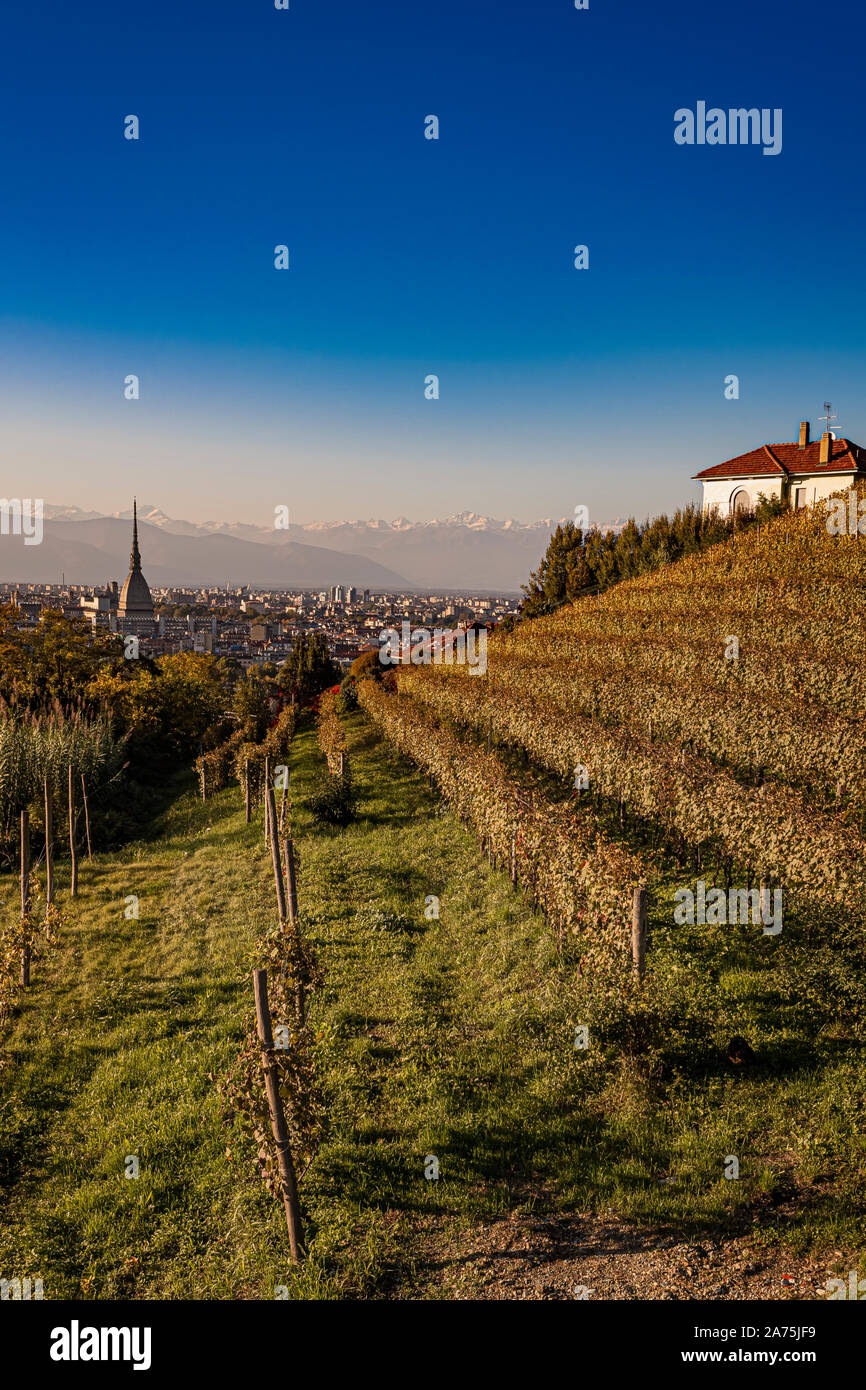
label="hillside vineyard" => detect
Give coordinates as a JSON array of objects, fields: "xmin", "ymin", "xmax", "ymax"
[{"xmin": 365, "ymin": 490, "xmax": 866, "ymax": 924}]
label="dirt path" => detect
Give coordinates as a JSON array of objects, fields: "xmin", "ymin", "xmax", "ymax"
[{"xmin": 411, "ymin": 1211, "xmax": 856, "ymax": 1300}]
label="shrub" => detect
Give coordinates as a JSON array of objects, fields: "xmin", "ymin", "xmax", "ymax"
[
  {"xmin": 353, "ymin": 906, "xmax": 418, "ymax": 934},
  {"xmin": 336, "ymin": 676, "xmax": 358, "ymax": 714},
  {"xmin": 316, "ymin": 689, "xmax": 347, "ymax": 771},
  {"xmin": 306, "ymin": 769, "xmax": 357, "ymax": 827},
  {"xmin": 349, "ymin": 649, "xmax": 381, "ymax": 682}
]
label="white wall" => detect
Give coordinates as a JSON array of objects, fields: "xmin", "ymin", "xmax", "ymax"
[
  {"xmin": 700, "ymin": 472, "xmax": 862, "ymax": 516},
  {"xmin": 789, "ymin": 473, "xmax": 860, "ymax": 508},
  {"xmin": 700, "ymin": 475, "xmax": 785, "ymax": 517}
]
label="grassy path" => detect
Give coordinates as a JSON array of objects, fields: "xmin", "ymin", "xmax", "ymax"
[
  {"xmin": 0, "ymin": 767, "xmax": 277, "ymax": 1299},
  {"xmin": 0, "ymin": 713, "xmax": 862, "ymax": 1299}
]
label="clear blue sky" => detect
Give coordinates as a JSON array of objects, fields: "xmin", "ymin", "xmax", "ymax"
[{"xmin": 1, "ymin": 0, "xmax": 864, "ymax": 525}]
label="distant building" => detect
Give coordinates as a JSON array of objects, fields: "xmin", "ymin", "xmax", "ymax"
[
  {"xmin": 695, "ymin": 420, "xmax": 866, "ymax": 518},
  {"xmin": 117, "ymin": 500, "xmax": 156, "ymax": 636},
  {"xmin": 12, "ymin": 589, "xmax": 42, "ymax": 621},
  {"xmin": 79, "ymin": 581, "xmax": 118, "ymax": 629}
]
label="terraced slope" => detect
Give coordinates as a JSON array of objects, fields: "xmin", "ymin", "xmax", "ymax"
[{"xmin": 386, "ymin": 489, "xmax": 866, "ymax": 917}]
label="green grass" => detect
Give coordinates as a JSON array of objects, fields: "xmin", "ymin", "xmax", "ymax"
[{"xmin": 0, "ymin": 712, "xmax": 863, "ymax": 1300}]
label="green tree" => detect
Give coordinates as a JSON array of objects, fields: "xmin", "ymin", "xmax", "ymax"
[
  {"xmin": 521, "ymin": 523, "xmax": 590, "ymax": 619},
  {"xmin": 232, "ymin": 671, "xmax": 270, "ymax": 740},
  {"xmin": 349, "ymin": 648, "xmax": 382, "ymax": 681},
  {"xmin": 88, "ymin": 652, "xmax": 227, "ymax": 763},
  {"xmin": 278, "ymin": 633, "xmax": 339, "ymax": 704},
  {"xmin": 519, "ymin": 500, "xmax": 785, "ymax": 624},
  {"xmin": 0, "ymin": 607, "xmax": 121, "ymax": 709}
]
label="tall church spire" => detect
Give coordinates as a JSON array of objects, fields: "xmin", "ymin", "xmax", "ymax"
[
  {"xmin": 130, "ymin": 497, "xmax": 142, "ymax": 572},
  {"xmin": 117, "ymin": 497, "xmax": 154, "ymax": 632}
]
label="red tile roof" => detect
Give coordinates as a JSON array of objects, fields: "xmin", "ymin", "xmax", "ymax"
[{"xmin": 694, "ymin": 437, "xmax": 866, "ymax": 480}]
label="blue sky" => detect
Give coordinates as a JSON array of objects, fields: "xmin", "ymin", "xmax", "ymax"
[{"xmin": 1, "ymin": 0, "xmax": 864, "ymax": 525}]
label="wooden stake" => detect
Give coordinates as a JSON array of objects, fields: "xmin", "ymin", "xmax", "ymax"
[
  {"xmin": 278, "ymin": 780, "xmax": 288, "ymax": 836},
  {"xmin": 263, "ymin": 755, "xmax": 271, "ymax": 846},
  {"xmin": 253, "ymin": 969, "xmax": 305, "ymax": 1263},
  {"xmin": 281, "ymin": 832, "xmax": 305, "ymax": 1024},
  {"xmin": 44, "ymin": 779, "xmax": 54, "ymax": 907},
  {"xmin": 759, "ymin": 880, "xmax": 771, "ymax": 929},
  {"xmin": 80, "ymin": 774, "xmax": 92, "ymax": 860},
  {"xmin": 510, "ymin": 830, "xmax": 517, "ymax": 887},
  {"xmin": 68, "ymin": 764, "xmax": 78, "ymax": 898},
  {"xmin": 20, "ymin": 809, "xmax": 31, "ymax": 987},
  {"xmin": 284, "ymin": 832, "xmax": 299, "ymax": 926},
  {"xmin": 267, "ymin": 786, "xmax": 287, "ymax": 922},
  {"xmin": 200, "ymin": 761, "xmax": 206, "ymax": 802},
  {"xmin": 631, "ymin": 885, "xmax": 647, "ymax": 981},
  {"xmin": 244, "ymin": 760, "xmax": 251, "ymax": 824}
]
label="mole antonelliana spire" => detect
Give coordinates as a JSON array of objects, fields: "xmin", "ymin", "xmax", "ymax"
[
  {"xmin": 130, "ymin": 496, "xmax": 142, "ymax": 572},
  {"xmin": 117, "ymin": 497, "xmax": 156, "ymax": 635}
]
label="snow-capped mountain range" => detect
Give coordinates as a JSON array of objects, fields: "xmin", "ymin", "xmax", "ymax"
[
  {"xmin": 42, "ymin": 505, "xmax": 587, "ymax": 538},
  {"xmin": 22, "ymin": 505, "xmax": 625, "ymax": 592}
]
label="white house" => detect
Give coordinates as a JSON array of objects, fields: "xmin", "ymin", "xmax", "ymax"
[{"xmin": 694, "ymin": 421, "xmax": 866, "ymax": 517}]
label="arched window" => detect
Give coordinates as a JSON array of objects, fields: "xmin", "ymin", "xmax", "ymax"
[{"xmin": 731, "ymin": 488, "xmax": 752, "ymax": 518}]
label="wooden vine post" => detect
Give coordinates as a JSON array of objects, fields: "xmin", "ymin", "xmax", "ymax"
[
  {"xmin": 80, "ymin": 774, "xmax": 93, "ymax": 860},
  {"xmin": 283, "ymin": 831, "xmax": 299, "ymax": 927},
  {"xmin": 759, "ymin": 879, "xmax": 770, "ymax": 929},
  {"xmin": 281, "ymin": 830, "xmax": 304, "ymax": 1024},
  {"xmin": 631, "ymin": 886, "xmax": 647, "ymax": 981},
  {"xmin": 68, "ymin": 764, "xmax": 78, "ymax": 898},
  {"xmin": 263, "ymin": 755, "xmax": 271, "ymax": 847},
  {"xmin": 244, "ymin": 759, "xmax": 251, "ymax": 824},
  {"xmin": 253, "ymin": 968, "xmax": 306, "ymax": 1263},
  {"xmin": 20, "ymin": 809, "xmax": 31, "ymax": 987},
  {"xmin": 266, "ymin": 786, "xmax": 287, "ymax": 923},
  {"xmin": 44, "ymin": 778, "xmax": 55, "ymax": 907}
]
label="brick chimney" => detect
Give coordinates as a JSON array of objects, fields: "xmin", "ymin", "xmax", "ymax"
[
  {"xmin": 798, "ymin": 420, "xmax": 810, "ymax": 449},
  {"xmin": 819, "ymin": 431, "xmax": 833, "ymax": 464}
]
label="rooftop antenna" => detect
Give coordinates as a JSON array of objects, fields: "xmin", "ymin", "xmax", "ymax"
[{"xmin": 821, "ymin": 401, "xmax": 838, "ymax": 438}]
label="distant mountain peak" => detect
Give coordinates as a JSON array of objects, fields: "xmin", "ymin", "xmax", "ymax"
[{"xmin": 30, "ymin": 504, "xmax": 626, "ymax": 592}]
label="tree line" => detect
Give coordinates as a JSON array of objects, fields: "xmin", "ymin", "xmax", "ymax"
[{"xmin": 518, "ymin": 498, "xmax": 787, "ymax": 621}]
